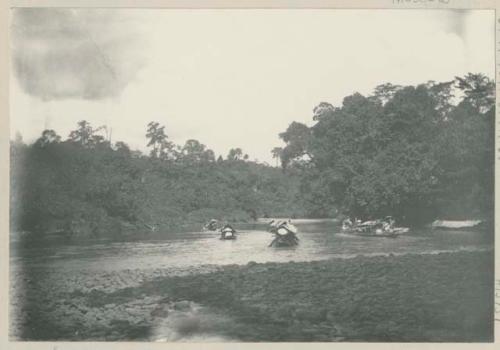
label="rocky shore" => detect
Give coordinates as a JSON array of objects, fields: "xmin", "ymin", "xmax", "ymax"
[{"xmin": 11, "ymin": 250, "xmax": 493, "ymax": 342}]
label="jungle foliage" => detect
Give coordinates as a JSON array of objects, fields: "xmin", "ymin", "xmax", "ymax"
[
  {"xmin": 276, "ymin": 74, "xmax": 494, "ymax": 225},
  {"xmin": 10, "ymin": 123, "xmax": 303, "ymax": 237},
  {"xmin": 10, "ymin": 73, "xmax": 494, "ymax": 236}
]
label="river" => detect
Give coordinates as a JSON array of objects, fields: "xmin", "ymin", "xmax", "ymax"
[
  {"xmin": 11, "ymin": 219, "xmax": 493, "ymax": 272},
  {"xmin": 9, "ymin": 219, "xmax": 494, "ymax": 341}
]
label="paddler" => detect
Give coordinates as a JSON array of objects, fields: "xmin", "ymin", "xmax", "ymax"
[{"xmin": 342, "ymin": 217, "xmax": 353, "ymax": 230}]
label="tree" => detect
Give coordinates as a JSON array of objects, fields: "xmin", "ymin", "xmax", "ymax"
[
  {"xmin": 203, "ymin": 149, "xmax": 216, "ymax": 162},
  {"xmin": 434, "ymin": 74, "xmax": 494, "ymax": 219},
  {"xmin": 455, "ymin": 73, "xmax": 494, "ymax": 113},
  {"xmin": 114, "ymin": 141, "xmax": 131, "ymax": 156},
  {"xmin": 425, "ymin": 80, "xmax": 455, "ymax": 119},
  {"xmin": 180, "ymin": 139, "xmax": 215, "ymax": 163},
  {"xmin": 312, "ymin": 102, "xmax": 336, "ymax": 121},
  {"xmin": 34, "ymin": 129, "xmax": 61, "ymax": 148},
  {"xmin": 278, "ymin": 82, "xmax": 456, "ymax": 222},
  {"xmin": 183, "ymin": 139, "xmax": 205, "ymax": 154},
  {"xmin": 305, "ymin": 93, "xmax": 385, "ymax": 216},
  {"xmin": 11, "ymin": 120, "xmax": 308, "ymax": 238},
  {"xmin": 68, "ymin": 120, "xmax": 93, "ymax": 146},
  {"xmin": 227, "ymin": 148, "xmax": 243, "ymax": 161},
  {"xmin": 146, "ymin": 121, "xmax": 173, "ymax": 159},
  {"xmin": 271, "ymin": 147, "xmax": 283, "ymax": 167},
  {"xmin": 277, "ymin": 73, "xmax": 494, "ymax": 224},
  {"xmin": 279, "ymin": 122, "xmax": 311, "ymax": 168},
  {"xmin": 68, "ymin": 121, "xmax": 108, "ymax": 148},
  {"xmin": 371, "ymin": 83, "xmax": 403, "ymax": 105}
]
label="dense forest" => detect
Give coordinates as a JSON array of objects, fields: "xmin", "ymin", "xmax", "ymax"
[
  {"xmin": 10, "ymin": 123, "xmax": 304, "ymax": 237},
  {"xmin": 275, "ymin": 73, "xmax": 494, "ymax": 225},
  {"xmin": 10, "ymin": 73, "xmax": 494, "ymax": 237}
]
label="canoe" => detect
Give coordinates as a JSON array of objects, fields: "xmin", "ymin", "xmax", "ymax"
[
  {"xmin": 342, "ymin": 226, "xmax": 408, "ymax": 238},
  {"xmin": 343, "ymin": 230, "xmax": 399, "ymax": 238},
  {"xmin": 392, "ymin": 227, "xmax": 409, "ymax": 234},
  {"xmin": 220, "ymin": 227, "xmax": 237, "ymax": 240},
  {"xmin": 269, "ymin": 235, "xmax": 299, "ymax": 247},
  {"xmin": 431, "ymin": 220, "xmax": 482, "ymax": 230},
  {"xmin": 269, "ymin": 226, "xmax": 299, "ymax": 247}
]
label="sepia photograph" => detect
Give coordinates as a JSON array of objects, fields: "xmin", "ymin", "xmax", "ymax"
[{"xmin": 7, "ymin": 4, "xmax": 496, "ymax": 343}]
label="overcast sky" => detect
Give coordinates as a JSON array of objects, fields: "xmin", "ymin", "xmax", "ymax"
[{"xmin": 10, "ymin": 9, "xmax": 495, "ymax": 163}]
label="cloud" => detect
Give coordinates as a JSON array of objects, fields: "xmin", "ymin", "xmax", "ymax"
[
  {"xmin": 10, "ymin": 9, "xmax": 494, "ymax": 163},
  {"xmin": 11, "ymin": 8, "xmax": 146, "ymax": 101}
]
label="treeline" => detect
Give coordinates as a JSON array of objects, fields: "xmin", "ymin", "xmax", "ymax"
[
  {"xmin": 10, "ymin": 122, "xmax": 304, "ymax": 237},
  {"xmin": 10, "ymin": 73, "xmax": 494, "ymax": 236},
  {"xmin": 274, "ymin": 73, "xmax": 494, "ymax": 225}
]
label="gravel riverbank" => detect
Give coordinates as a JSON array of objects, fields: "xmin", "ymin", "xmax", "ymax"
[{"xmin": 11, "ymin": 250, "xmax": 493, "ymax": 342}]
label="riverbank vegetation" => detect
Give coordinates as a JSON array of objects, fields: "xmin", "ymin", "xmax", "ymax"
[
  {"xmin": 10, "ymin": 124, "xmax": 304, "ymax": 237},
  {"xmin": 10, "ymin": 73, "xmax": 494, "ymax": 236},
  {"xmin": 275, "ymin": 73, "xmax": 494, "ymax": 225}
]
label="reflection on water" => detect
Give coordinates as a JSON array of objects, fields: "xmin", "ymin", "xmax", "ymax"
[{"xmin": 11, "ymin": 220, "xmax": 493, "ymax": 272}]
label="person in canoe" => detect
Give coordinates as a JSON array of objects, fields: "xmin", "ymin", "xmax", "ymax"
[
  {"xmin": 382, "ymin": 216, "xmax": 409, "ymax": 235},
  {"xmin": 203, "ymin": 219, "xmax": 219, "ymax": 232},
  {"xmin": 342, "ymin": 216, "xmax": 402, "ymax": 237},
  {"xmin": 342, "ymin": 217, "xmax": 353, "ymax": 231},
  {"xmin": 269, "ymin": 220, "xmax": 299, "ymax": 247},
  {"xmin": 220, "ymin": 222, "xmax": 237, "ymax": 240},
  {"xmin": 382, "ymin": 216, "xmax": 395, "ymax": 231},
  {"xmin": 268, "ymin": 220, "xmax": 279, "ymax": 233}
]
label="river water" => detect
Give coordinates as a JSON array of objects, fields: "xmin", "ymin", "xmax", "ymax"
[
  {"xmin": 11, "ymin": 219, "xmax": 493, "ymax": 272},
  {"xmin": 9, "ymin": 219, "xmax": 494, "ymax": 341}
]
